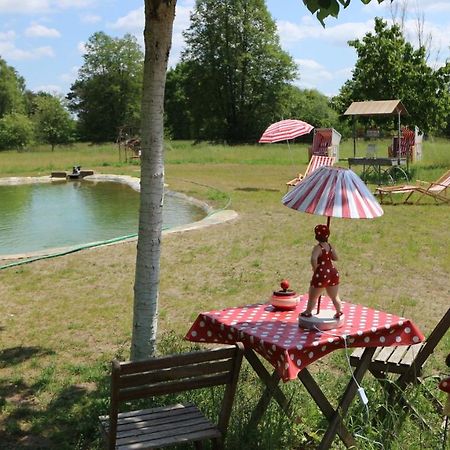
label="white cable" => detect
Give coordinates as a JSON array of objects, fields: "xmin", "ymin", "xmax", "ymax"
[
  {"xmin": 312, "ymin": 326, "xmax": 386, "ymax": 448},
  {"xmin": 313, "ymin": 327, "xmax": 369, "ymax": 415}
]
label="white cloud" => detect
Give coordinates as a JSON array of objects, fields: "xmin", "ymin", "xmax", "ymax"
[
  {"xmin": 0, "ymin": 0, "xmax": 94, "ymax": 14},
  {"xmin": 80, "ymin": 13, "xmax": 101, "ymax": 24},
  {"xmin": 60, "ymin": 65, "xmax": 79, "ymax": 83},
  {"xmin": 77, "ymin": 41, "xmax": 86, "ymax": 54},
  {"xmin": 108, "ymin": 2, "xmax": 194, "ymax": 68},
  {"xmin": 0, "ymin": 41, "xmax": 54, "ymax": 60},
  {"xmin": 0, "ymin": 30, "xmax": 16, "ymax": 40},
  {"xmin": 34, "ymin": 84, "xmax": 62, "ymax": 94},
  {"xmin": 108, "ymin": 7, "xmax": 143, "ymax": 34},
  {"xmin": 277, "ymin": 18, "xmax": 374, "ymax": 48},
  {"xmin": 25, "ymin": 23, "xmax": 61, "ymax": 38}
]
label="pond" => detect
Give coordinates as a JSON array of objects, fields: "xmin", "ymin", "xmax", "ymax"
[{"xmin": 0, "ymin": 181, "xmax": 206, "ymax": 256}]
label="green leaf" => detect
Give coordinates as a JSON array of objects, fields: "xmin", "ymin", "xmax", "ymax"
[
  {"xmin": 328, "ymin": 0, "xmax": 340, "ymax": 17},
  {"xmin": 303, "ymin": 0, "xmax": 320, "ymax": 14},
  {"xmin": 318, "ymin": 0, "xmax": 332, "ymax": 8}
]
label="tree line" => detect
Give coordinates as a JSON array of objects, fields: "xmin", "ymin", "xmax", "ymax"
[{"xmin": 0, "ymin": 2, "xmax": 448, "ymax": 151}]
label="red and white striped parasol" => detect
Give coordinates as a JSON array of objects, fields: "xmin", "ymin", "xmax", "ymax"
[
  {"xmin": 282, "ymin": 165, "xmax": 384, "ymax": 221},
  {"xmin": 259, "ymin": 119, "xmax": 314, "ymax": 143}
]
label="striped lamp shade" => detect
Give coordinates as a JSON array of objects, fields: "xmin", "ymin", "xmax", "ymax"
[
  {"xmin": 259, "ymin": 119, "xmax": 314, "ymax": 143},
  {"xmin": 282, "ymin": 166, "xmax": 384, "ymax": 219}
]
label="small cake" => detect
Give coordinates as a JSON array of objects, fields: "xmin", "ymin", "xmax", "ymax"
[{"xmin": 270, "ymin": 280, "xmax": 298, "ymax": 311}]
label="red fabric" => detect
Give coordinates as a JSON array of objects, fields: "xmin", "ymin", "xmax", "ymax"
[
  {"xmin": 186, "ymin": 297, "xmax": 425, "ymax": 382},
  {"xmin": 310, "ymin": 244, "xmax": 339, "ymax": 288}
]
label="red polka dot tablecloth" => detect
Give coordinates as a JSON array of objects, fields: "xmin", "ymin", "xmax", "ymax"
[{"xmin": 185, "ymin": 295, "xmax": 425, "ymax": 381}]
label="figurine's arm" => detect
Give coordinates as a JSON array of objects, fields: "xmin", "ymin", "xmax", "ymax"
[
  {"xmin": 310, "ymin": 245, "xmax": 320, "ymax": 270},
  {"xmin": 330, "ymin": 245, "xmax": 339, "ymax": 261}
]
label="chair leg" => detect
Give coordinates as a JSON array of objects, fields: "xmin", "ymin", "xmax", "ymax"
[{"xmin": 212, "ymin": 437, "xmax": 224, "ymax": 450}]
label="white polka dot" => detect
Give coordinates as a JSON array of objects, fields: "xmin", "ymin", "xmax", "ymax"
[
  {"xmin": 207, "ymin": 331, "xmax": 212, "ymax": 337},
  {"xmin": 296, "ymin": 359, "xmax": 302, "ymax": 366},
  {"xmin": 380, "ymin": 336, "xmax": 385, "ymax": 343},
  {"xmin": 321, "ymin": 346, "xmax": 327, "ymax": 351},
  {"xmin": 296, "ymin": 344, "xmax": 303, "ymax": 350},
  {"xmin": 364, "ymin": 337, "xmax": 370, "ymax": 343},
  {"xmin": 412, "ymin": 336, "xmax": 419, "ymax": 343},
  {"xmin": 405, "ymin": 327, "xmax": 411, "ymax": 334},
  {"xmin": 191, "ymin": 331, "xmax": 197, "ymax": 337},
  {"xmin": 199, "ymin": 321, "xmax": 205, "ymax": 327},
  {"xmin": 285, "ymin": 363, "xmax": 289, "ymax": 369},
  {"xmin": 272, "ymin": 344, "xmax": 276, "ymax": 351},
  {"xmin": 308, "ymin": 351, "xmax": 314, "ymax": 358},
  {"xmin": 396, "ymin": 336, "xmax": 402, "ymax": 342}
]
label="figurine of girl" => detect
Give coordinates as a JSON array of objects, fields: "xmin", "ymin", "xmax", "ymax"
[{"xmin": 301, "ymin": 224, "xmax": 342, "ymax": 319}]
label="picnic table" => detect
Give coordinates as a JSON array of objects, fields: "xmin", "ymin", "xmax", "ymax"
[
  {"xmin": 348, "ymin": 157, "xmax": 408, "ymax": 185},
  {"xmin": 186, "ymin": 295, "xmax": 424, "ymax": 449}
]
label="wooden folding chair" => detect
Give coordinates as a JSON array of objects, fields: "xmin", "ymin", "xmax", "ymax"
[
  {"xmin": 100, "ymin": 343, "xmax": 244, "ymax": 450},
  {"xmin": 286, "ymin": 155, "xmax": 336, "ymax": 189},
  {"xmin": 375, "ymin": 169, "xmax": 450, "ymax": 204},
  {"xmin": 350, "ymin": 308, "xmax": 450, "ymax": 423}
]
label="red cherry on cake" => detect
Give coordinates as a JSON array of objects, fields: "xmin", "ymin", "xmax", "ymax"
[{"xmin": 280, "ymin": 279, "xmax": 289, "ymax": 291}]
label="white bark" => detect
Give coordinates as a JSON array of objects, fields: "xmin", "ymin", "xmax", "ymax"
[{"xmin": 130, "ymin": 0, "xmax": 176, "ymax": 360}]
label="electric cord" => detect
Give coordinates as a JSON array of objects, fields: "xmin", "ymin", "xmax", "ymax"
[{"xmin": 313, "ymin": 326, "xmax": 384, "ymax": 448}]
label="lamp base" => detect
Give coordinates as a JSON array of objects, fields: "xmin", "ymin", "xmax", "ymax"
[{"xmin": 298, "ymin": 310, "xmax": 345, "ymax": 331}]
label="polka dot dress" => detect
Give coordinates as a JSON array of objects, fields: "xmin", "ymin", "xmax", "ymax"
[{"xmin": 310, "ymin": 243, "xmax": 339, "ymax": 288}]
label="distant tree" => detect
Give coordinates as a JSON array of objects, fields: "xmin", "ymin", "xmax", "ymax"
[
  {"xmin": 32, "ymin": 94, "xmax": 75, "ymax": 151},
  {"xmin": 164, "ymin": 62, "xmax": 193, "ymax": 140},
  {"xmin": 332, "ymin": 18, "xmax": 450, "ymax": 134},
  {"xmin": 0, "ymin": 113, "xmax": 34, "ymax": 150},
  {"xmin": 67, "ymin": 32, "xmax": 144, "ymax": 142},
  {"xmin": 281, "ymin": 86, "xmax": 340, "ymax": 131},
  {"xmin": 0, "ymin": 58, "xmax": 26, "ymax": 118},
  {"xmin": 178, "ymin": 0, "xmax": 297, "ymax": 142}
]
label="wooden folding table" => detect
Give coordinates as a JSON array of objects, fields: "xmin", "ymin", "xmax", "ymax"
[{"xmin": 186, "ymin": 295, "xmax": 424, "ymax": 449}]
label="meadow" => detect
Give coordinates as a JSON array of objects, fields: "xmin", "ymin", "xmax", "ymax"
[{"xmin": 0, "ymin": 137, "xmax": 449, "ymax": 449}]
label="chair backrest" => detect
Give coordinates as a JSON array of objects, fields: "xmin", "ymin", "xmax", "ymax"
[
  {"xmin": 305, "ymin": 155, "xmax": 336, "ymax": 178},
  {"xmin": 430, "ymin": 169, "xmax": 450, "ymax": 192},
  {"xmin": 366, "ymin": 143, "xmax": 377, "ymax": 158},
  {"xmin": 108, "ymin": 343, "xmax": 244, "ymax": 449},
  {"xmin": 398, "ymin": 308, "xmax": 450, "ymax": 386}
]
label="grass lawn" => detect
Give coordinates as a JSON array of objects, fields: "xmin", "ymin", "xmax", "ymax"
[{"xmin": 0, "ymin": 138, "xmax": 449, "ymax": 449}]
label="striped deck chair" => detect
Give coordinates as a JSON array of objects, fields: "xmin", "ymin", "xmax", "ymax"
[
  {"xmin": 286, "ymin": 155, "xmax": 336, "ymax": 189},
  {"xmin": 375, "ymin": 169, "xmax": 450, "ymax": 204}
]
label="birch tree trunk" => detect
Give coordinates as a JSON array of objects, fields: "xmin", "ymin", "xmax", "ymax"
[{"xmin": 131, "ymin": 0, "xmax": 176, "ymax": 360}]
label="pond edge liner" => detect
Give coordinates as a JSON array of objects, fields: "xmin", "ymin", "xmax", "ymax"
[{"xmin": 0, "ymin": 175, "xmax": 236, "ymax": 269}]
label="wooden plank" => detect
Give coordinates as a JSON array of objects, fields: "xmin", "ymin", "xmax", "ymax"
[
  {"xmin": 116, "ymin": 420, "xmax": 219, "ymax": 447},
  {"xmin": 373, "ymin": 346, "xmax": 396, "ymax": 363},
  {"xmin": 118, "ymin": 427, "xmax": 221, "ymax": 449},
  {"xmin": 118, "ymin": 359, "xmax": 233, "ymax": 388},
  {"xmin": 117, "ymin": 415, "xmax": 211, "ymax": 439},
  {"xmin": 118, "ymin": 373, "xmax": 230, "ymax": 401},
  {"xmin": 118, "ymin": 346, "xmax": 236, "ymax": 375},
  {"xmin": 386, "ymin": 345, "xmax": 409, "ymax": 365}
]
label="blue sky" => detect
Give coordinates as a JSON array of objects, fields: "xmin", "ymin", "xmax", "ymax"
[{"xmin": 1, "ymin": 0, "xmax": 448, "ymax": 98}]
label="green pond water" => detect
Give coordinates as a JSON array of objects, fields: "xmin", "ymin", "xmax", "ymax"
[{"xmin": 0, "ymin": 181, "xmax": 206, "ymax": 256}]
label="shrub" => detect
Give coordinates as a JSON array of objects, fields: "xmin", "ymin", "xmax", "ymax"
[{"xmin": 0, "ymin": 112, "xmax": 35, "ymax": 150}]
